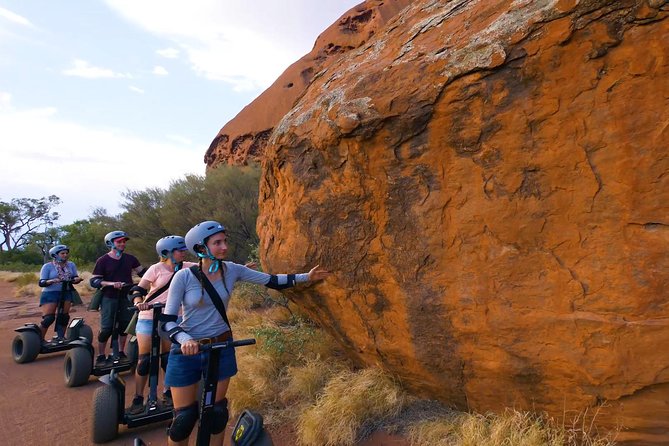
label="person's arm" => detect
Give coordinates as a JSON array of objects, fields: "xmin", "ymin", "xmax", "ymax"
[
  {"xmin": 236, "ymin": 263, "xmax": 329, "ymax": 289},
  {"xmin": 161, "ymin": 270, "xmax": 193, "ymax": 345},
  {"xmin": 38, "ymin": 264, "xmax": 58, "ymax": 287},
  {"xmin": 70, "ymin": 262, "xmax": 83, "ymax": 284},
  {"xmin": 130, "ymin": 266, "xmax": 155, "ymax": 309}
]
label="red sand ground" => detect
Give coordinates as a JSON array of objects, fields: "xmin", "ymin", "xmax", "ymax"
[{"xmin": 0, "ymin": 280, "xmax": 410, "ymax": 446}]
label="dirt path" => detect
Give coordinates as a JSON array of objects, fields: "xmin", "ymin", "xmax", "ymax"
[{"xmin": 0, "ymin": 280, "xmax": 409, "ymax": 446}]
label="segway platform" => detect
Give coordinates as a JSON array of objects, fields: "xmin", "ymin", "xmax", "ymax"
[{"xmin": 12, "ymin": 317, "xmax": 93, "ymax": 363}]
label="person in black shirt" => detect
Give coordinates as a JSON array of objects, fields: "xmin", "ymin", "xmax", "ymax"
[{"xmin": 90, "ymin": 230, "xmax": 145, "ymax": 365}]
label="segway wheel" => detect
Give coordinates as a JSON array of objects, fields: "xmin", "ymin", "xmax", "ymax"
[
  {"xmin": 12, "ymin": 331, "xmax": 41, "ymax": 364},
  {"xmin": 79, "ymin": 324, "xmax": 94, "ymax": 343},
  {"xmin": 92, "ymin": 385, "xmax": 120, "ymax": 443},
  {"xmin": 64, "ymin": 347, "xmax": 92, "ymax": 387}
]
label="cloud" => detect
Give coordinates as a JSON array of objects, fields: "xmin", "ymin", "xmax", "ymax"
[
  {"xmin": 152, "ymin": 65, "xmax": 168, "ymax": 76},
  {"xmin": 0, "ymin": 6, "xmax": 34, "ymax": 28},
  {"xmin": 129, "ymin": 85, "xmax": 145, "ymax": 94},
  {"xmin": 62, "ymin": 59, "xmax": 133, "ymax": 79},
  {"xmin": 0, "ymin": 93, "xmax": 204, "ymax": 222},
  {"xmin": 157, "ymin": 47, "xmax": 180, "ymax": 59},
  {"xmin": 166, "ymin": 134, "xmax": 192, "ymax": 145},
  {"xmin": 102, "ymin": 0, "xmax": 349, "ymax": 91}
]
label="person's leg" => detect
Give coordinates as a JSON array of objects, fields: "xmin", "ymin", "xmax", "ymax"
[
  {"xmin": 167, "ymin": 384, "xmax": 199, "ymax": 446},
  {"xmin": 97, "ymin": 297, "xmax": 116, "ymax": 361},
  {"xmin": 160, "ymin": 338, "xmax": 172, "ymax": 395},
  {"xmin": 54, "ymin": 300, "xmax": 72, "ymax": 339},
  {"xmin": 211, "ymin": 378, "xmax": 231, "ymax": 446},
  {"xmin": 39, "ymin": 302, "xmax": 57, "ymax": 340},
  {"xmin": 116, "ymin": 304, "xmax": 131, "ymax": 355},
  {"xmin": 129, "ymin": 331, "xmax": 151, "ymax": 413}
]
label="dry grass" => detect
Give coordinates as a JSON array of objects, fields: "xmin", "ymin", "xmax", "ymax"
[
  {"xmin": 297, "ymin": 368, "xmax": 406, "ymax": 446},
  {"xmin": 216, "ymin": 283, "xmax": 619, "ymax": 446},
  {"xmin": 280, "ymin": 356, "xmax": 346, "ymax": 405},
  {"xmin": 0, "ymin": 271, "xmax": 25, "ymax": 282},
  {"xmin": 406, "ymin": 409, "xmax": 617, "ymax": 446}
]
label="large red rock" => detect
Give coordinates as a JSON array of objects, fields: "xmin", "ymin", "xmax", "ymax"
[
  {"xmin": 205, "ymin": 0, "xmax": 411, "ymax": 167},
  {"xmin": 242, "ymin": 0, "xmax": 669, "ymax": 443}
]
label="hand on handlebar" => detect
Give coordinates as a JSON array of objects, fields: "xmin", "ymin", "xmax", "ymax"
[
  {"xmin": 112, "ymin": 281, "xmax": 125, "ymax": 289},
  {"xmin": 134, "ymin": 302, "xmax": 151, "ymax": 311},
  {"xmin": 180, "ymin": 339, "xmax": 200, "ymax": 356}
]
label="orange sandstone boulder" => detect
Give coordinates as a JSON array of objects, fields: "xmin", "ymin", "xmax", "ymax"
[
  {"xmin": 205, "ymin": 0, "xmax": 411, "ymax": 167},
  {"xmin": 248, "ymin": 0, "xmax": 669, "ymax": 443}
]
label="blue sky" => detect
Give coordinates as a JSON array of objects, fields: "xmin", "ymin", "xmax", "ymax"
[{"xmin": 0, "ymin": 0, "xmax": 360, "ymax": 224}]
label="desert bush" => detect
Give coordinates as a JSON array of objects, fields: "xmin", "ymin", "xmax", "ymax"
[{"xmin": 13, "ymin": 272, "xmax": 38, "ymax": 287}]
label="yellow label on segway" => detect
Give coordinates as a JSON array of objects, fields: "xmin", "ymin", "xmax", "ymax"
[{"xmin": 234, "ymin": 424, "xmax": 245, "ymax": 441}]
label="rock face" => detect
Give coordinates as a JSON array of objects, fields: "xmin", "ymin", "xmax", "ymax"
[
  {"xmin": 244, "ymin": 0, "xmax": 669, "ymax": 443},
  {"xmin": 205, "ymin": 0, "xmax": 411, "ymax": 167}
]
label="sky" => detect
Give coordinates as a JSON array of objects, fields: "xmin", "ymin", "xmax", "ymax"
[{"xmin": 0, "ymin": 0, "xmax": 360, "ymax": 225}]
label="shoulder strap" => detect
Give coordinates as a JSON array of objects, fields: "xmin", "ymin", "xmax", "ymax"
[
  {"xmin": 189, "ymin": 266, "xmax": 232, "ymax": 330},
  {"xmin": 144, "ymin": 272, "xmax": 176, "ymax": 304}
]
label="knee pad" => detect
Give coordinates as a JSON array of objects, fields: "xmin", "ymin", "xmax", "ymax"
[
  {"xmin": 211, "ymin": 398, "xmax": 229, "ymax": 435},
  {"xmin": 160, "ymin": 352, "xmax": 169, "ymax": 372},
  {"xmin": 168, "ymin": 403, "xmax": 199, "ymax": 442},
  {"xmin": 137, "ymin": 353, "xmax": 150, "ymax": 376},
  {"xmin": 98, "ymin": 328, "xmax": 112, "ymax": 343},
  {"xmin": 56, "ymin": 313, "xmax": 70, "ymax": 327},
  {"xmin": 41, "ymin": 314, "xmax": 56, "ymax": 329}
]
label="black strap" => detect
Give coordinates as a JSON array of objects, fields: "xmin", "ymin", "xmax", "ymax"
[
  {"xmin": 189, "ymin": 265, "xmax": 231, "ymax": 330},
  {"xmin": 143, "ymin": 273, "xmax": 176, "ymax": 304}
]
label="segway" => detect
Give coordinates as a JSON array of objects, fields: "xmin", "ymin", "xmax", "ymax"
[
  {"xmin": 91, "ymin": 303, "xmax": 173, "ymax": 443},
  {"xmin": 133, "ymin": 338, "xmax": 272, "ymax": 446},
  {"xmin": 64, "ymin": 284, "xmax": 137, "ymax": 387},
  {"xmin": 12, "ymin": 280, "xmax": 93, "ymax": 364},
  {"xmin": 183, "ymin": 338, "xmax": 271, "ymax": 446}
]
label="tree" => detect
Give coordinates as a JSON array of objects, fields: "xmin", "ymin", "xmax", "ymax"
[
  {"xmin": 119, "ymin": 164, "xmax": 261, "ymax": 264},
  {"xmin": 60, "ymin": 208, "xmax": 120, "ymax": 265},
  {"xmin": 26, "ymin": 226, "xmax": 63, "ymax": 262},
  {"xmin": 0, "ymin": 195, "xmax": 61, "ymax": 251}
]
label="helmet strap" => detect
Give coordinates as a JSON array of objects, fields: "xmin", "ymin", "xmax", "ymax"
[
  {"xmin": 197, "ymin": 246, "xmax": 220, "ymax": 273},
  {"xmin": 112, "ymin": 247, "xmax": 123, "ymax": 258}
]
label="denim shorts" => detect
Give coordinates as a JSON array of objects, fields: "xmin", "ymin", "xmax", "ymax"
[
  {"xmin": 164, "ymin": 340, "xmax": 238, "ymax": 388},
  {"xmin": 135, "ymin": 319, "xmax": 153, "ymax": 335},
  {"xmin": 39, "ymin": 291, "xmax": 73, "ymax": 306},
  {"xmin": 136, "ymin": 316, "xmax": 182, "ymax": 336}
]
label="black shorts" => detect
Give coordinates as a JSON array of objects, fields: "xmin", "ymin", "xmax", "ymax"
[{"xmin": 100, "ymin": 296, "xmax": 132, "ymax": 332}]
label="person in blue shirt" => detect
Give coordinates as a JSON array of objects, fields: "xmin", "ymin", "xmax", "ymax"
[
  {"xmin": 37, "ymin": 244, "xmax": 83, "ymax": 342},
  {"xmin": 161, "ymin": 220, "xmax": 329, "ymax": 446}
]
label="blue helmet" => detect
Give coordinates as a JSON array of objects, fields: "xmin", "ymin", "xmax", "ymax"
[
  {"xmin": 49, "ymin": 244, "xmax": 69, "ymax": 259},
  {"xmin": 184, "ymin": 221, "xmax": 226, "ymax": 257},
  {"xmin": 156, "ymin": 236, "xmax": 187, "ymax": 258},
  {"xmin": 104, "ymin": 230, "xmax": 129, "ymax": 248}
]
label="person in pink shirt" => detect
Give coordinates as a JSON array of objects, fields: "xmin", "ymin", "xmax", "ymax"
[{"xmin": 127, "ymin": 235, "xmax": 196, "ymax": 414}]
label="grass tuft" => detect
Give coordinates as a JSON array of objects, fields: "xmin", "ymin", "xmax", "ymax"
[{"xmin": 297, "ymin": 368, "xmax": 406, "ymax": 446}]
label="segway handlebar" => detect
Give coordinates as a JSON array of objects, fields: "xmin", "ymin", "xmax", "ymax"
[
  {"xmin": 127, "ymin": 302, "xmax": 165, "ymax": 311},
  {"xmin": 173, "ymin": 338, "xmax": 256, "ymax": 354}
]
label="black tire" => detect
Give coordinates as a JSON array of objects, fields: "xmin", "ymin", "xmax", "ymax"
[
  {"xmin": 12, "ymin": 331, "xmax": 41, "ymax": 363},
  {"xmin": 79, "ymin": 324, "xmax": 94, "ymax": 344},
  {"xmin": 92, "ymin": 385, "xmax": 120, "ymax": 443},
  {"xmin": 64, "ymin": 347, "xmax": 92, "ymax": 387}
]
